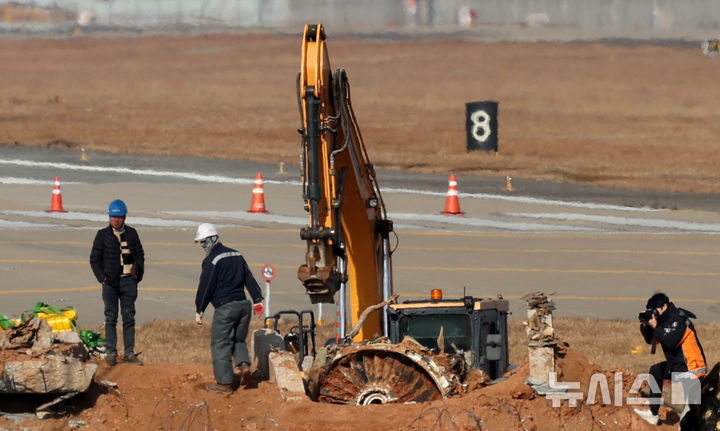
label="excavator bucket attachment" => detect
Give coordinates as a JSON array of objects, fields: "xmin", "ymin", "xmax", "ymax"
[{"xmin": 297, "ymin": 227, "xmax": 344, "ymax": 303}]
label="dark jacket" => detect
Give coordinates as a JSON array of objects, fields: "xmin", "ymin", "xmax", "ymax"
[
  {"xmin": 195, "ymin": 242, "xmax": 263, "ymax": 314},
  {"xmin": 641, "ymin": 302, "xmax": 707, "ymax": 377},
  {"xmin": 90, "ymin": 225, "xmax": 145, "ymax": 287}
]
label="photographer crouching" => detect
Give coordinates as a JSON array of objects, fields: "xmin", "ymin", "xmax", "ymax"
[{"xmin": 633, "ymin": 293, "xmax": 707, "ymax": 425}]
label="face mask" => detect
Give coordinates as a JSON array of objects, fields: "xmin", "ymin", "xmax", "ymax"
[{"xmin": 201, "ymin": 236, "xmax": 218, "ymax": 256}]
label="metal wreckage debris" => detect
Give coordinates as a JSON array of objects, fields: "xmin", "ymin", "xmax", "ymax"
[{"xmin": 306, "ymin": 337, "xmax": 472, "ymax": 405}]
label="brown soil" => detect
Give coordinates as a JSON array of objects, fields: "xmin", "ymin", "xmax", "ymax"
[
  {"xmin": 1, "ymin": 34, "xmax": 719, "ymax": 193},
  {"xmin": 0, "ymin": 346, "xmax": 681, "ymax": 431}
]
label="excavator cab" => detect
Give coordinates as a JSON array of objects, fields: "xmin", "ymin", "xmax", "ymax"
[{"xmin": 387, "ymin": 295, "xmax": 510, "ymax": 380}]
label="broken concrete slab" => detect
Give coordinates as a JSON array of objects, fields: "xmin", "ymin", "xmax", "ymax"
[
  {"xmin": 300, "ymin": 354, "xmax": 314, "ymax": 373},
  {"xmin": 268, "ymin": 351, "xmax": 306, "ymax": 401},
  {"xmin": 0, "ymin": 356, "xmax": 97, "ymax": 393},
  {"xmin": 252, "ymin": 328, "xmax": 284, "ymax": 380},
  {"xmin": 31, "ymin": 319, "xmax": 54, "ymax": 351},
  {"xmin": 53, "ymin": 331, "xmax": 81, "ymax": 345},
  {"xmin": 1, "ymin": 318, "xmax": 97, "ymax": 395}
]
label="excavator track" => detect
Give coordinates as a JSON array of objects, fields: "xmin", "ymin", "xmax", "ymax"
[{"xmin": 307, "ymin": 338, "xmax": 461, "ymax": 405}]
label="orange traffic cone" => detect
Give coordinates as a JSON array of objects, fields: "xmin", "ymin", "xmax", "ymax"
[
  {"xmin": 442, "ymin": 174, "xmax": 464, "ymax": 216},
  {"xmin": 48, "ymin": 176, "xmax": 67, "ymax": 213},
  {"xmin": 248, "ymin": 172, "xmax": 269, "ymax": 214}
]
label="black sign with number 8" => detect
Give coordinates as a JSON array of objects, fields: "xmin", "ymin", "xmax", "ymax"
[{"xmin": 465, "ymin": 101, "xmax": 498, "ymax": 152}]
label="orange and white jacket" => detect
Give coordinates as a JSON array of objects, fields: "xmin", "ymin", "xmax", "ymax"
[{"xmin": 641, "ymin": 302, "xmax": 707, "ymax": 378}]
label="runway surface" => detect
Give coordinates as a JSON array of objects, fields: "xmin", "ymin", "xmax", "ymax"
[{"xmin": 2, "ymin": 145, "xmax": 719, "ymax": 327}]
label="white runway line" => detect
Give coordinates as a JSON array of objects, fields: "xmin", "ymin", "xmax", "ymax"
[
  {"xmin": 164, "ymin": 210, "xmax": 599, "ymax": 232},
  {"xmin": 1, "ymin": 158, "xmax": 658, "ymax": 212},
  {"xmin": 0, "ymin": 219, "xmax": 57, "ymax": 229},
  {"xmin": 507, "ymin": 212, "xmax": 720, "ymax": 233},
  {"xmin": 0, "ymin": 177, "xmax": 82, "ymax": 185},
  {"xmin": 162, "ymin": 210, "xmax": 307, "ymax": 226},
  {"xmin": 385, "ymin": 187, "xmax": 659, "ymax": 212},
  {"xmin": 0, "ymin": 159, "xmax": 271, "ymax": 185},
  {"xmin": 0, "ymin": 177, "xmax": 57, "ymax": 185},
  {"xmin": 390, "ymin": 212, "xmax": 598, "ymax": 232},
  {"xmin": 0, "ymin": 210, "xmax": 247, "ymax": 229},
  {"xmin": 162, "ymin": 210, "xmax": 431, "ymax": 231}
]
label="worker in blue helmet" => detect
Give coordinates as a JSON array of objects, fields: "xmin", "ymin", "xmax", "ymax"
[
  {"xmin": 90, "ymin": 199, "xmax": 145, "ymax": 366},
  {"xmin": 107, "ymin": 199, "xmax": 127, "ymax": 217}
]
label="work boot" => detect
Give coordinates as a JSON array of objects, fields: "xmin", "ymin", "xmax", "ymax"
[
  {"xmin": 206, "ymin": 383, "xmax": 233, "ymax": 395},
  {"xmin": 105, "ymin": 353, "xmax": 117, "ymax": 366},
  {"xmin": 633, "ymin": 408, "xmax": 659, "ymax": 425},
  {"xmin": 124, "ymin": 353, "xmax": 144, "ymax": 366},
  {"xmin": 236, "ymin": 362, "xmax": 253, "ymax": 386}
]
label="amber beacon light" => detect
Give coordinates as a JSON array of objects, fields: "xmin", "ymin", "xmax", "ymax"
[{"xmin": 430, "ymin": 289, "xmax": 443, "ymax": 301}]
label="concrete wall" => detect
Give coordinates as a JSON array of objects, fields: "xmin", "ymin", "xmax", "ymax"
[
  {"xmin": 446, "ymin": 0, "xmax": 720, "ymax": 32},
  {"xmin": 1, "ymin": 0, "xmax": 718, "ymax": 37}
]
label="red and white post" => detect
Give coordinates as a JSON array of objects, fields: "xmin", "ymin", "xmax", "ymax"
[{"xmin": 260, "ymin": 264, "xmax": 277, "ymax": 318}]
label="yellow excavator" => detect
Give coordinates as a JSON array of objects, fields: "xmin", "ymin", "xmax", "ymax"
[{"xmin": 295, "ymin": 24, "xmax": 510, "ymax": 405}]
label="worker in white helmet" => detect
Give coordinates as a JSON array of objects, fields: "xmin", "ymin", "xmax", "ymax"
[{"xmin": 193, "ymin": 223, "xmax": 264, "ymax": 395}]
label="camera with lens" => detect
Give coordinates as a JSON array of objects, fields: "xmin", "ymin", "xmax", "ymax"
[{"xmin": 638, "ymin": 308, "xmax": 658, "ymax": 323}]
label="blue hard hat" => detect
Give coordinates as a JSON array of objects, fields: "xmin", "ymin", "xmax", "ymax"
[{"xmin": 108, "ymin": 199, "xmax": 127, "ymax": 217}]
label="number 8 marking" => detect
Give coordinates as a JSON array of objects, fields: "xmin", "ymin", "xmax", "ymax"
[{"xmin": 470, "ymin": 110, "xmax": 491, "ymax": 143}]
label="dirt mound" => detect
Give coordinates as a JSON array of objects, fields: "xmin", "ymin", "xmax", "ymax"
[{"xmin": 0, "ymin": 345, "xmax": 682, "ymax": 430}]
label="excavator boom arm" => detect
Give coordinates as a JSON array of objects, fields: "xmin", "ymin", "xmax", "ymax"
[{"xmin": 297, "ymin": 24, "xmax": 393, "ymax": 340}]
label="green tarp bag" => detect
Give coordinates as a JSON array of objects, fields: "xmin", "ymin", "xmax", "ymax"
[
  {"xmin": 0, "ymin": 313, "xmax": 15, "ymax": 330},
  {"xmin": 79, "ymin": 330, "xmax": 106, "ymax": 348}
]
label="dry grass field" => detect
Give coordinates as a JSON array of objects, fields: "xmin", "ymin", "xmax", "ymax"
[
  {"xmin": 124, "ymin": 316, "xmax": 720, "ymax": 376},
  {"xmin": 1, "ymin": 34, "xmax": 719, "ymax": 193}
]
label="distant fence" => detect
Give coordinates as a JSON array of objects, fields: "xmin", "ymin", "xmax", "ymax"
[{"xmin": 1, "ymin": 0, "xmax": 719, "ymax": 36}]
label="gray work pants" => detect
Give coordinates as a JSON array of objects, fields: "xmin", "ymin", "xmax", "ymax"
[{"xmin": 211, "ymin": 300, "xmax": 252, "ymax": 385}]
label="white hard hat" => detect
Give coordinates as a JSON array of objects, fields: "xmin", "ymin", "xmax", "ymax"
[{"xmin": 194, "ymin": 223, "xmax": 218, "ymax": 242}]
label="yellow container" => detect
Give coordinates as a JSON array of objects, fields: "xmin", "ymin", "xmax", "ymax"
[
  {"xmin": 37, "ymin": 308, "xmax": 77, "ymax": 321},
  {"xmin": 37, "ymin": 309, "xmax": 77, "ymax": 333},
  {"xmin": 61, "ymin": 308, "xmax": 77, "ymax": 321},
  {"xmin": 40, "ymin": 313, "xmax": 73, "ymax": 332}
]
